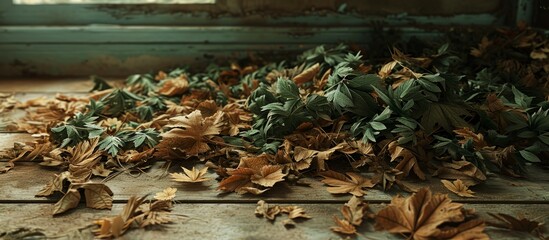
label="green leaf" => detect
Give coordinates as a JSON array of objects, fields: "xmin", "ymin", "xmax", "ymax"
[
  {"xmin": 276, "ymin": 77, "xmax": 300, "ymax": 100},
  {"xmin": 519, "ymin": 150, "xmax": 541, "ymax": 163},
  {"xmin": 98, "ymin": 135, "xmax": 125, "ymax": 156}
]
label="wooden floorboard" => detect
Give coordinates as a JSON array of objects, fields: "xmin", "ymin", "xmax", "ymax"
[
  {"xmin": 1, "ymin": 161, "xmax": 548, "ymax": 204},
  {"xmin": 0, "ymin": 203, "xmax": 546, "ymax": 240},
  {"xmin": 0, "ymin": 78, "xmax": 123, "ymax": 93}
]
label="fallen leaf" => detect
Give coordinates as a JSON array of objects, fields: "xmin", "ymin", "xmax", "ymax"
[
  {"xmin": 92, "ymin": 163, "xmax": 113, "ymax": 177},
  {"xmin": 433, "ymin": 161, "xmax": 487, "ymax": 186},
  {"xmin": 293, "ymin": 63, "xmax": 320, "ymax": 85},
  {"xmin": 157, "ymin": 110, "xmax": 224, "ymax": 156},
  {"xmin": 36, "ymin": 171, "xmax": 71, "ymax": 197},
  {"xmin": 320, "ymin": 171, "xmax": 375, "ymax": 196},
  {"xmin": 331, "ymin": 216, "xmax": 357, "ymax": 235},
  {"xmin": 157, "ymin": 75, "xmax": 189, "ymax": 96},
  {"xmin": 441, "ymin": 179, "xmax": 476, "ymax": 198},
  {"xmin": 389, "ymin": 141, "xmax": 426, "ymax": 180},
  {"xmin": 154, "ymin": 187, "xmax": 177, "ymax": 201},
  {"xmin": 255, "ymin": 200, "xmax": 281, "ymax": 221},
  {"xmin": 251, "ymin": 165, "xmax": 286, "ymax": 187},
  {"xmin": 81, "ymin": 183, "xmax": 114, "ymax": 210},
  {"xmin": 170, "ymin": 166, "xmax": 211, "ymax": 183},
  {"xmin": 53, "ymin": 187, "xmax": 81, "ymax": 215},
  {"xmin": 375, "ymin": 188, "xmax": 488, "ymax": 240}
]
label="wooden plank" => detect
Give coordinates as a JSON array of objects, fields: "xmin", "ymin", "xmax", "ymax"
[
  {"xmin": 0, "ymin": 80, "xmax": 121, "ymax": 93},
  {"xmin": 0, "ymin": 162, "xmax": 548, "ymax": 203},
  {"xmin": 0, "ymin": 26, "xmax": 399, "ymax": 44},
  {"xmin": 0, "ymin": 1, "xmax": 505, "ymax": 26},
  {"xmin": 0, "ymin": 43, "xmax": 316, "ymax": 77},
  {"xmin": 0, "ymin": 203, "xmax": 546, "ymax": 240}
]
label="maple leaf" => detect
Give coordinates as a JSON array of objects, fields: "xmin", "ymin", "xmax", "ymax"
[
  {"xmin": 170, "ymin": 166, "xmax": 211, "ymax": 183},
  {"xmin": 157, "ymin": 75, "xmax": 189, "ymax": 96},
  {"xmin": 420, "ymin": 103, "xmax": 471, "ymax": 133},
  {"xmin": 441, "ymin": 179, "xmax": 476, "ymax": 198},
  {"xmin": 331, "ymin": 216, "xmax": 357, "ymax": 235},
  {"xmin": 157, "ymin": 110, "xmax": 224, "ymax": 156},
  {"xmin": 154, "ymin": 187, "xmax": 177, "ymax": 201},
  {"xmin": 375, "ymin": 188, "xmax": 488, "ymax": 240},
  {"xmin": 453, "ymin": 128, "xmax": 488, "ymax": 149},
  {"xmin": 217, "ymin": 168, "xmax": 267, "ymax": 195},
  {"xmin": 251, "ymin": 165, "xmax": 286, "ymax": 187},
  {"xmin": 388, "ymin": 141, "xmax": 426, "ymax": 180},
  {"xmin": 320, "ymin": 171, "xmax": 375, "ymax": 196}
]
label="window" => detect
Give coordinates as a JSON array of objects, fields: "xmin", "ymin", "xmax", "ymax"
[{"xmin": 14, "ymin": 0, "xmax": 215, "ymax": 4}]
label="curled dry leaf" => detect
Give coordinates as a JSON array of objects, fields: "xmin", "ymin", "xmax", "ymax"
[
  {"xmin": 441, "ymin": 179, "xmax": 476, "ymax": 198},
  {"xmin": 157, "ymin": 75, "xmax": 189, "ymax": 96},
  {"xmin": 320, "ymin": 171, "xmax": 375, "ymax": 196},
  {"xmin": 255, "ymin": 200, "xmax": 281, "ymax": 221},
  {"xmin": 53, "ymin": 182, "xmax": 114, "ymax": 215},
  {"xmin": 433, "ymin": 161, "xmax": 487, "ymax": 186},
  {"xmin": 170, "ymin": 166, "xmax": 211, "ymax": 183},
  {"xmin": 94, "ymin": 195, "xmax": 147, "ymax": 238},
  {"xmin": 389, "ymin": 141, "xmax": 426, "ymax": 180},
  {"xmin": 330, "ymin": 196, "xmax": 372, "ymax": 235},
  {"xmin": 293, "ymin": 63, "xmax": 320, "ymax": 85},
  {"xmin": 154, "ymin": 187, "xmax": 177, "ymax": 201},
  {"xmin": 255, "ymin": 200, "xmax": 311, "ymax": 226},
  {"xmin": 375, "ymin": 187, "xmax": 488, "ymax": 240}
]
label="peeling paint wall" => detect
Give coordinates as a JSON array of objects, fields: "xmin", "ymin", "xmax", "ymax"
[{"xmin": 0, "ymin": 0, "xmax": 532, "ymax": 77}]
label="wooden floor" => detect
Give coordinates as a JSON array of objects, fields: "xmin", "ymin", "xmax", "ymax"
[{"xmin": 0, "ymin": 79, "xmax": 548, "ymax": 240}]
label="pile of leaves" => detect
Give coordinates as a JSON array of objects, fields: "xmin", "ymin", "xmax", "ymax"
[{"xmin": 0, "ymin": 25, "xmax": 548, "ymax": 238}]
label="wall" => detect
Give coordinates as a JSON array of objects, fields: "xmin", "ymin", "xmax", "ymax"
[{"xmin": 0, "ymin": 0, "xmax": 523, "ymax": 77}]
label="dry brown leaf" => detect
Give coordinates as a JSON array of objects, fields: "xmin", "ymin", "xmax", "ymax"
[
  {"xmin": 36, "ymin": 171, "xmax": 71, "ymax": 197},
  {"xmin": 375, "ymin": 187, "xmax": 488, "ymax": 240},
  {"xmin": 389, "ymin": 141, "xmax": 426, "ymax": 180},
  {"xmin": 281, "ymin": 206, "xmax": 312, "ymax": 219},
  {"xmin": 251, "ymin": 165, "xmax": 286, "ymax": 187},
  {"xmin": 94, "ymin": 195, "xmax": 147, "ymax": 238},
  {"xmin": 441, "ymin": 179, "xmax": 476, "ymax": 198},
  {"xmin": 154, "ymin": 187, "xmax": 177, "ymax": 201},
  {"xmin": 157, "ymin": 110, "xmax": 224, "ymax": 156},
  {"xmin": 170, "ymin": 166, "xmax": 211, "ymax": 183},
  {"xmin": 453, "ymin": 128, "xmax": 488, "ymax": 149},
  {"xmin": 52, "ymin": 182, "xmax": 114, "ymax": 215},
  {"xmin": 255, "ymin": 200, "xmax": 281, "ymax": 221},
  {"xmin": 218, "ymin": 168, "xmax": 266, "ymax": 195},
  {"xmin": 157, "ymin": 75, "xmax": 189, "ymax": 96},
  {"xmin": 53, "ymin": 187, "xmax": 81, "ymax": 215},
  {"xmin": 135, "ymin": 200, "xmax": 174, "ymax": 228},
  {"xmin": 92, "ymin": 163, "xmax": 113, "ymax": 178},
  {"xmin": 320, "ymin": 171, "xmax": 375, "ymax": 196},
  {"xmin": 293, "ymin": 63, "xmax": 320, "ymax": 85},
  {"xmin": 81, "ymin": 183, "xmax": 114, "ymax": 210},
  {"xmin": 66, "ymin": 138, "xmax": 102, "ymax": 183},
  {"xmin": 331, "ymin": 216, "xmax": 357, "ymax": 235},
  {"xmin": 433, "ymin": 161, "xmax": 487, "ymax": 186}
]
